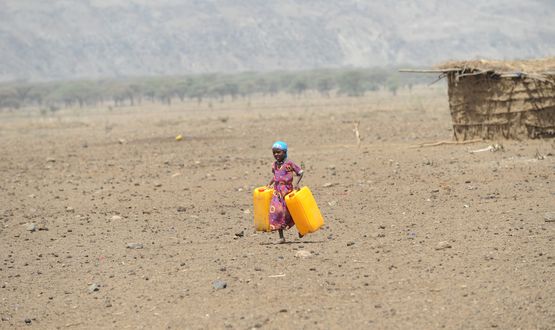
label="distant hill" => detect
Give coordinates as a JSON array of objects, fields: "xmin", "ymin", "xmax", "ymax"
[{"xmin": 1, "ymin": 0, "xmax": 554, "ymax": 82}]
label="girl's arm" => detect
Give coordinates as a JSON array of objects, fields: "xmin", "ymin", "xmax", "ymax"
[
  {"xmin": 268, "ymin": 163, "xmax": 275, "ymax": 187},
  {"xmin": 295, "ymin": 171, "xmax": 304, "ymax": 190}
]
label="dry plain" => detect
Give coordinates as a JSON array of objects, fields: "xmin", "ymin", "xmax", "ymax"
[{"xmin": 1, "ymin": 87, "xmax": 554, "ymax": 329}]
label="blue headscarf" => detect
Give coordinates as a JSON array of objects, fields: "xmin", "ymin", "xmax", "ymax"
[{"xmin": 272, "ymin": 141, "xmax": 288, "ymax": 159}]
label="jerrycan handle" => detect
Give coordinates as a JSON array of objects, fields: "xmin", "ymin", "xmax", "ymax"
[{"xmin": 288, "ymin": 187, "xmax": 300, "ymax": 198}]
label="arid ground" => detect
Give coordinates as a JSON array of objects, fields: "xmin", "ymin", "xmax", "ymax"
[{"xmin": 1, "ymin": 87, "xmax": 554, "ymax": 329}]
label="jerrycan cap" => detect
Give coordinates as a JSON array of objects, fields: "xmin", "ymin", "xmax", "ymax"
[{"xmin": 258, "ymin": 188, "xmax": 267, "ymax": 192}]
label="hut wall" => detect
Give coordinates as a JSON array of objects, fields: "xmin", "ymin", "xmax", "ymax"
[{"xmin": 447, "ymin": 73, "xmax": 555, "ymax": 140}]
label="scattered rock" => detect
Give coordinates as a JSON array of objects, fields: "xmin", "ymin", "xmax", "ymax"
[
  {"xmin": 212, "ymin": 280, "xmax": 227, "ymax": 290},
  {"xmin": 46, "ymin": 158, "xmax": 56, "ymax": 163},
  {"xmin": 88, "ymin": 283, "xmax": 100, "ymax": 293},
  {"xmin": 126, "ymin": 243, "xmax": 144, "ymax": 249},
  {"xmin": 154, "ymin": 183, "xmax": 162, "ymax": 187},
  {"xmin": 111, "ymin": 215, "xmax": 122, "ymax": 221},
  {"xmin": 295, "ymin": 250, "xmax": 312, "ymax": 258},
  {"xmin": 435, "ymin": 241, "xmax": 452, "ymax": 250},
  {"xmin": 24, "ymin": 223, "xmax": 37, "ymax": 232},
  {"xmin": 66, "ymin": 207, "xmax": 75, "ymax": 212},
  {"xmin": 177, "ymin": 207, "xmax": 187, "ymax": 212},
  {"xmin": 24, "ymin": 318, "xmax": 32, "ymax": 324},
  {"xmin": 234, "ymin": 231, "xmax": 244, "ymax": 238},
  {"xmin": 323, "ymin": 182, "xmax": 337, "ymax": 188},
  {"xmin": 347, "ymin": 242, "xmax": 355, "ymax": 247},
  {"xmin": 544, "ymin": 212, "xmax": 555, "ymax": 222}
]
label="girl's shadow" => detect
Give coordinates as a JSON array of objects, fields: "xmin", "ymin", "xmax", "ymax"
[{"xmin": 259, "ymin": 240, "xmax": 325, "ymax": 245}]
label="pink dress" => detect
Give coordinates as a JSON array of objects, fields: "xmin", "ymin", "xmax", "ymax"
[{"xmin": 269, "ymin": 160, "xmax": 303, "ymax": 230}]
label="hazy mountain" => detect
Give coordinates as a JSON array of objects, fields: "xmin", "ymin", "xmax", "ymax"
[{"xmin": 1, "ymin": 0, "xmax": 554, "ymax": 82}]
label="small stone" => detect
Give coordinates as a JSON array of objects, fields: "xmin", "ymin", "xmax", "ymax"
[
  {"xmin": 24, "ymin": 223, "xmax": 37, "ymax": 232},
  {"xmin": 347, "ymin": 242, "xmax": 355, "ymax": 247},
  {"xmin": 234, "ymin": 231, "xmax": 244, "ymax": 238},
  {"xmin": 295, "ymin": 250, "xmax": 312, "ymax": 258},
  {"xmin": 279, "ymin": 309, "xmax": 288, "ymax": 313},
  {"xmin": 111, "ymin": 215, "xmax": 122, "ymax": 221},
  {"xmin": 126, "ymin": 243, "xmax": 144, "ymax": 249},
  {"xmin": 46, "ymin": 158, "xmax": 56, "ymax": 163},
  {"xmin": 435, "ymin": 241, "xmax": 452, "ymax": 250},
  {"xmin": 212, "ymin": 280, "xmax": 227, "ymax": 290},
  {"xmin": 323, "ymin": 182, "xmax": 336, "ymax": 188},
  {"xmin": 24, "ymin": 318, "xmax": 32, "ymax": 324},
  {"xmin": 544, "ymin": 212, "xmax": 555, "ymax": 222},
  {"xmin": 177, "ymin": 207, "xmax": 187, "ymax": 212},
  {"xmin": 154, "ymin": 183, "xmax": 162, "ymax": 187},
  {"xmin": 66, "ymin": 207, "xmax": 74, "ymax": 212},
  {"xmin": 88, "ymin": 283, "xmax": 100, "ymax": 293}
]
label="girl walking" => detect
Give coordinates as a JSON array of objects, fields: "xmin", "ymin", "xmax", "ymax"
[{"xmin": 267, "ymin": 141, "xmax": 304, "ymax": 243}]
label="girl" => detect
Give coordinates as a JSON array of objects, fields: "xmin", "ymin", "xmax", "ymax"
[{"xmin": 267, "ymin": 141, "xmax": 304, "ymax": 243}]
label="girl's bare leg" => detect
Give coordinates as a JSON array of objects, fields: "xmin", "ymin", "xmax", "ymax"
[{"xmin": 278, "ymin": 229, "xmax": 285, "ymax": 244}]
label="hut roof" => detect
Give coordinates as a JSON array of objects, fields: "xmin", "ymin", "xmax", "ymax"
[{"xmin": 436, "ymin": 57, "xmax": 555, "ymax": 75}]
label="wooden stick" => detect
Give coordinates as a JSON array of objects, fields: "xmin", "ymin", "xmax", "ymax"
[
  {"xmin": 399, "ymin": 68, "xmax": 461, "ymax": 73},
  {"xmin": 410, "ymin": 138, "xmax": 483, "ymax": 148},
  {"xmin": 353, "ymin": 121, "xmax": 361, "ymax": 147}
]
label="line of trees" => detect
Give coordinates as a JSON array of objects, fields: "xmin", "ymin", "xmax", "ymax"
[{"xmin": 0, "ymin": 67, "xmax": 429, "ymax": 111}]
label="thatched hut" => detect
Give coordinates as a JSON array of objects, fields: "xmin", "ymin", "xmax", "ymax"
[{"xmin": 406, "ymin": 58, "xmax": 555, "ymax": 141}]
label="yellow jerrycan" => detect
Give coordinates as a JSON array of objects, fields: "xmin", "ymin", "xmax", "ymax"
[
  {"xmin": 285, "ymin": 186, "xmax": 324, "ymax": 236},
  {"xmin": 253, "ymin": 186, "xmax": 274, "ymax": 231}
]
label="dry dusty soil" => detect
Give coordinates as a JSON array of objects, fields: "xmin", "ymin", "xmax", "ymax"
[{"xmin": 1, "ymin": 87, "xmax": 554, "ymax": 329}]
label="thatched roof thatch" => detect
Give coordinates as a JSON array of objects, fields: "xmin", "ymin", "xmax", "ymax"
[{"xmin": 436, "ymin": 57, "xmax": 555, "ymax": 75}]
